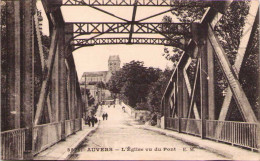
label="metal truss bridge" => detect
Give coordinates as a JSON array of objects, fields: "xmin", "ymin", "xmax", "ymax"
[{"xmin": 1, "ymin": 0, "xmax": 259, "ymax": 160}]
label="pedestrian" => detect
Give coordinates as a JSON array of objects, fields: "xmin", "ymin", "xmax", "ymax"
[
  {"xmin": 105, "ymin": 113, "xmax": 108, "ymax": 120},
  {"xmin": 102, "ymin": 113, "xmax": 105, "ymax": 120},
  {"xmin": 85, "ymin": 116, "xmax": 91, "ymax": 127},
  {"xmin": 90, "ymin": 115, "xmax": 96, "ymax": 127}
]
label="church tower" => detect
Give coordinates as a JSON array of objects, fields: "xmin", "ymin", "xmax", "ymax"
[{"xmin": 108, "ymin": 55, "xmax": 121, "ymax": 73}]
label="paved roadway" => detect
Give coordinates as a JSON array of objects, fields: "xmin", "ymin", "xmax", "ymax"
[{"xmin": 69, "ymin": 105, "xmax": 227, "ymax": 160}]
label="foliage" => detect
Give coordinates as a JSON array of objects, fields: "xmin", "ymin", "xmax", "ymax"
[
  {"xmin": 162, "ymin": 1, "xmax": 259, "ymax": 120},
  {"xmin": 96, "ymin": 81, "xmax": 106, "ymax": 89},
  {"xmin": 106, "ymin": 71, "xmax": 124, "ymax": 94},
  {"xmin": 238, "ymin": 22, "xmax": 259, "ymax": 118},
  {"xmin": 107, "ymin": 61, "xmax": 162, "ymax": 108},
  {"xmin": 214, "ymin": 1, "xmax": 259, "ymax": 120},
  {"xmin": 145, "ymin": 68, "xmax": 173, "ymax": 113},
  {"xmin": 215, "ymin": 1, "xmax": 250, "ymax": 65},
  {"xmin": 80, "ymin": 88, "xmax": 95, "ymax": 106}
]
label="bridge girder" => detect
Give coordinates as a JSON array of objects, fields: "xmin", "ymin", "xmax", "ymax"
[
  {"xmin": 66, "ymin": 22, "xmax": 192, "ymax": 36},
  {"xmin": 72, "ymin": 37, "xmax": 185, "ymax": 50},
  {"xmin": 62, "ymin": 0, "xmax": 212, "ymax": 7}
]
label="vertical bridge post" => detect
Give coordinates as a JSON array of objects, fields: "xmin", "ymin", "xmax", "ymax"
[
  {"xmin": 192, "ymin": 22, "xmax": 209, "ymax": 139},
  {"xmin": 21, "ymin": 0, "xmax": 36, "ymax": 159}
]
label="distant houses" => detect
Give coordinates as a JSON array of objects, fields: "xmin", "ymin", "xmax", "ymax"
[{"xmin": 80, "ymin": 55, "xmax": 121, "ymax": 104}]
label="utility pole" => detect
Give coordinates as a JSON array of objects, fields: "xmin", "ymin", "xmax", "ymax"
[
  {"xmin": 100, "ymin": 81, "xmax": 103, "ymax": 104},
  {"xmin": 84, "ymin": 75, "xmax": 88, "ymax": 118}
]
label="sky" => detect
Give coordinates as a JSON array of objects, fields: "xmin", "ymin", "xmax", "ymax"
[{"xmin": 36, "ymin": 1, "xmax": 178, "ymax": 79}]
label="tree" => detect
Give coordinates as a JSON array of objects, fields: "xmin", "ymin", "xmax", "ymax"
[
  {"xmin": 161, "ymin": 1, "xmax": 259, "ymax": 120},
  {"xmin": 107, "ymin": 61, "xmax": 162, "ymax": 108},
  {"xmin": 107, "ymin": 70, "xmax": 125, "ymax": 94},
  {"xmin": 146, "ymin": 68, "xmax": 173, "ymax": 113},
  {"xmin": 96, "ymin": 81, "xmax": 106, "ymax": 89},
  {"xmin": 80, "ymin": 88, "xmax": 95, "ymax": 106}
]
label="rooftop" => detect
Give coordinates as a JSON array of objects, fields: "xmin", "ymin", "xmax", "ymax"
[{"xmin": 82, "ymin": 71, "xmax": 108, "ymax": 77}]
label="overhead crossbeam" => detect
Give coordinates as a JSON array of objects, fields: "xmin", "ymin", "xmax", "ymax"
[
  {"xmin": 62, "ymin": 0, "xmax": 212, "ymax": 7},
  {"xmin": 72, "ymin": 37, "xmax": 184, "ymax": 49},
  {"xmin": 66, "ymin": 22, "xmax": 192, "ymax": 36}
]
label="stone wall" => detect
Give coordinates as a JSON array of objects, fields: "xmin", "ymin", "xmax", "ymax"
[
  {"xmin": 133, "ymin": 110, "xmax": 151, "ymax": 122},
  {"xmin": 121, "ymin": 102, "xmax": 151, "ymax": 122}
]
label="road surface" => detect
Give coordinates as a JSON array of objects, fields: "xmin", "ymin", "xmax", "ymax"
[{"xmin": 69, "ymin": 105, "xmax": 227, "ymax": 160}]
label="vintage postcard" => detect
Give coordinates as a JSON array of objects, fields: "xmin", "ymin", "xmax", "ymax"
[{"xmin": 1, "ymin": 0, "xmax": 259, "ymax": 160}]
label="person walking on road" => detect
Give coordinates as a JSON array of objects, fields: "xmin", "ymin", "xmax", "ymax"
[
  {"xmin": 105, "ymin": 113, "xmax": 108, "ymax": 120},
  {"xmin": 90, "ymin": 115, "xmax": 97, "ymax": 127},
  {"xmin": 85, "ymin": 116, "xmax": 91, "ymax": 127},
  {"xmin": 102, "ymin": 113, "xmax": 105, "ymax": 121}
]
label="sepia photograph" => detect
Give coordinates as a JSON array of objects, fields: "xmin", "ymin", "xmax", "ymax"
[{"xmin": 0, "ymin": 0, "xmax": 260, "ymax": 160}]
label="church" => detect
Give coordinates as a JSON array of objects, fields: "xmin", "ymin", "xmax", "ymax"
[{"xmin": 80, "ymin": 55, "xmax": 121, "ymax": 103}]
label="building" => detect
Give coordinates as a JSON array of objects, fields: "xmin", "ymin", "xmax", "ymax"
[
  {"xmin": 108, "ymin": 55, "xmax": 121, "ymax": 73},
  {"xmin": 80, "ymin": 55, "xmax": 121, "ymax": 104}
]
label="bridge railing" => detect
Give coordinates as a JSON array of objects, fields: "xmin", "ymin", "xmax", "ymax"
[
  {"xmin": 165, "ymin": 117, "xmax": 179, "ymax": 131},
  {"xmin": 1, "ymin": 128, "xmax": 26, "ymax": 160},
  {"xmin": 74, "ymin": 118, "xmax": 82, "ymax": 132},
  {"xmin": 165, "ymin": 117, "xmax": 258, "ymax": 150},
  {"xmin": 206, "ymin": 120, "xmax": 258, "ymax": 150},
  {"xmin": 1, "ymin": 118, "xmax": 83, "ymax": 159},
  {"xmin": 65, "ymin": 119, "xmax": 75, "ymax": 137},
  {"xmin": 180, "ymin": 118, "xmax": 201, "ymax": 136},
  {"xmin": 33, "ymin": 122, "xmax": 62, "ymax": 154},
  {"xmin": 33, "ymin": 118, "xmax": 82, "ymax": 155}
]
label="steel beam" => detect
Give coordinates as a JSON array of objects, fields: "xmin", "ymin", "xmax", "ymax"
[
  {"xmin": 66, "ymin": 63, "xmax": 72, "ymax": 119},
  {"xmin": 62, "ymin": 0, "xmax": 212, "ymax": 7},
  {"xmin": 53, "ymin": 44, "xmax": 60, "ymax": 122},
  {"xmin": 185, "ymin": 59, "xmax": 201, "ymax": 133},
  {"xmin": 182, "ymin": 68, "xmax": 189, "ymax": 117},
  {"xmin": 187, "ymin": 59, "xmax": 200, "ymax": 120},
  {"xmin": 71, "ymin": 67, "xmax": 76, "ymax": 120},
  {"xmin": 60, "ymin": 25, "xmax": 67, "ymax": 140},
  {"xmin": 184, "ymin": 58, "xmax": 200, "ymax": 119},
  {"xmin": 176, "ymin": 68, "xmax": 182, "ymax": 132},
  {"xmin": 14, "ymin": 1, "xmax": 21, "ymax": 129},
  {"xmin": 169, "ymin": 81, "xmax": 175, "ymax": 116},
  {"xmin": 197, "ymin": 23, "xmax": 208, "ymax": 139},
  {"xmin": 72, "ymin": 38, "xmax": 184, "ymax": 49},
  {"xmin": 128, "ymin": 1, "xmax": 138, "ymax": 43},
  {"xmin": 219, "ymin": 1, "xmax": 259, "ymax": 121},
  {"xmin": 6, "ymin": 0, "xmax": 20, "ymax": 130},
  {"xmin": 20, "ymin": 0, "xmax": 35, "ymax": 159},
  {"xmin": 207, "ymin": 38, "xmax": 215, "ymax": 120},
  {"xmin": 208, "ymin": 24, "xmax": 257, "ymax": 123},
  {"xmin": 34, "ymin": 29, "xmax": 59, "ymax": 125},
  {"xmin": 47, "ymin": 94, "xmax": 53, "ymax": 122},
  {"xmin": 34, "ymin": 9, "xmax": 45, "ymax": 71},
  {"xmin": 67, "ymin": 23, "xmax": 192, "ymax": 36}
]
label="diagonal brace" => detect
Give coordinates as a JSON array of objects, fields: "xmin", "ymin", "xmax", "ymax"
[
  {"xmin": 218, "ymin": 1, "xmax": 259, "ymax": 121},
  {"xmin": 208, "ymin": 24, "xmax": 257, "ymax": 123},
  {"xmin": 34, "ymin": 29, "xmax": 59, "ymax": 125}
]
